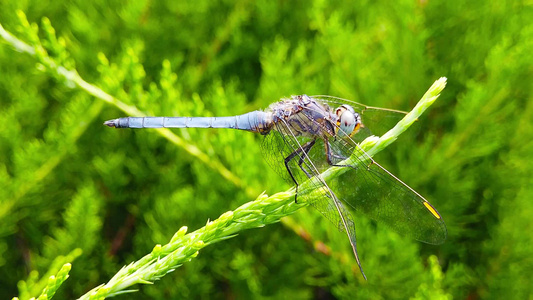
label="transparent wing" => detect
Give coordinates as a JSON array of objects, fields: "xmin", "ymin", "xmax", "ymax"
[
  {"xmin": 260, "ymin": 115, "xmax": 367, "ymax": 279},
  {"xmin": 326, "ymin": 130, "xmax": 447, "ymax": 244},
  {"xmin": 307, "ymin": 96, "xmax": 446, "ymax": 243},
  {"xmin": 260, "ymin": 99, "xmax": 446, "ymax": 280}
]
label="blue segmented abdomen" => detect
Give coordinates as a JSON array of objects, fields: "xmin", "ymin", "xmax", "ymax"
[{"xmin": 104, "ymin": 111, "xmax": 272, "ymax": 134}]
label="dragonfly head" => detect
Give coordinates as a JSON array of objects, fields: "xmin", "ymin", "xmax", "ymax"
[{"xmin": 335, "ymin": 105, "xmax": 362, "ymax": 138}]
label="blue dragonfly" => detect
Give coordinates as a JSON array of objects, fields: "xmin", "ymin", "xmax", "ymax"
[{"xmin": 104, "ymin": 95, "xmax": 447, "ymax": 279}]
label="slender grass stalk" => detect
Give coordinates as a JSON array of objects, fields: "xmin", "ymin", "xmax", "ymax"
[{"xmin": 78, "ymin": 78, "xmax": 446, "ymax": 299}]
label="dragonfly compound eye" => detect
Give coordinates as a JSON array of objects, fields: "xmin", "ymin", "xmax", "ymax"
[{"xmin": 336, "ymin": 105, "xmax": 361, "ymax": 137}]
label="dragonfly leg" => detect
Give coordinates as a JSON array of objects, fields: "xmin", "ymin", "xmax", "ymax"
[
  {"xmin": 297, "ymin": 139, "xmax": 316, "ymax": 177},
  {"xmin": 324, "ymin": 139, "xmax": 357, "ymax": 170},
  {"xmin": 284, "ymin": 139, "xmax": 316, "ymax": 203}
]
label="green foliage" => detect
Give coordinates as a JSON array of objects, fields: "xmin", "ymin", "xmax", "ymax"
[{"xmin": 0, "ymin": 1, "xmax": 531, "ymax": 299}]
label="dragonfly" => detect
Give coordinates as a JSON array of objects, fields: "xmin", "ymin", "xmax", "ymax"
[{"xmin": 104, "ymin": 95, "xmax": 447, "ymax": 279}]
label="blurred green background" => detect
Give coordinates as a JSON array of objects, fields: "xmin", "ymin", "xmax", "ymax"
[{"xmin": 1, "ymin": 0, "xmax": 532, "ymax": 299}]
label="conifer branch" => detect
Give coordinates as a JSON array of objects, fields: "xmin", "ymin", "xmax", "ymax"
[
  {"xmin": 0, "ymin": 13, "xmax": 246, "ymax": 194},
  {"xmin": 13, "ymin": 263, "xmax": 73, "ymax": 300}
]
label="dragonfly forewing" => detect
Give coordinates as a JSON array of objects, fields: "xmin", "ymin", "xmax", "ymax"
[{"xmin": 260, "ymin": 95, "xmax": 446, "ymax": 279}]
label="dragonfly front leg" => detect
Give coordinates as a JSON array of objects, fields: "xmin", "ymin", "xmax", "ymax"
[{"xmin": 284, "ymin": 139, "xmax": 316, "ymax": 203}]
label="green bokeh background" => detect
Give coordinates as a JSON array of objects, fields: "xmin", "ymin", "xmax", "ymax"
[{"xmin": 1, "ymin": 0, "xmax": 532, "ymax": 299}]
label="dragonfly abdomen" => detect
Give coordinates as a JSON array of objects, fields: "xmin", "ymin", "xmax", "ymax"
[{"xmin": 104, "ymin": 111, "xmax": 273, "ymax": 134}]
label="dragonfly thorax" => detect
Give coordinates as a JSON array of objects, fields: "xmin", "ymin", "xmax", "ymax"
[
  {"xmin": 267, "ymin": 95, "xmax": 362, "ymax": 139},
  {"xmin": 335, "ymin": 104, "xmax": 362, "ymax": 138}
]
